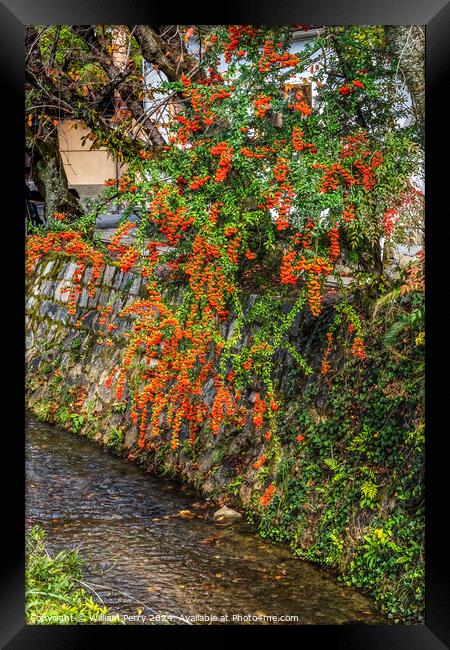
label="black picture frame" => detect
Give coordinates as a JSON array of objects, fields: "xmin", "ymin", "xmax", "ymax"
[{"xmin": 2, "ymin": 1, "xmax": 449, "ymax": 647}]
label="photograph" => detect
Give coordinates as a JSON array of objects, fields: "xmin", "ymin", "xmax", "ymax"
[{"xmin": 0, "ymin": 10, "xmax": 439, "ymax": 645}]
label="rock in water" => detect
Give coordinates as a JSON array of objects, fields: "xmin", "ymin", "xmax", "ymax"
[{"xmin": 213, "ymin": 506, "xmax": 242, "ymax": 522}]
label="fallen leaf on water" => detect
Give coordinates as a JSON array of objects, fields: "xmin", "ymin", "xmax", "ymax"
[{"xmin": 178, "ymin": 509, "xmax": 195, "ymax": 518}]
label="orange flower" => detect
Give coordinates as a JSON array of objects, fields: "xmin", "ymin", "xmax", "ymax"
[
  {"xmin": 253, "ymin": 454, "xmax": 268, "ymax": 470},
  {"xmin": 260, "ymin": 483, "xmax": 276, "ymax": 507},
  {"xmin": 351, "ymin": 337, "xmax": 366, "ymax": 361}
]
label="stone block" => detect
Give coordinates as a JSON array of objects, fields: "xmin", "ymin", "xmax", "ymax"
[
  {"xmin": 25, "ymin": 329, "xmax": 34, "ymax": 350},
  {"xmin": 97, "ymin": 289, "xmax": 110, "ymax": 308},
  {"xmin": 25, "ymin": 296, "xmax": 36, "ymax": 311},
  {"xmin": 113, "ymin": 271, "xmax": 124, "ymax": 289},
  {"xmin": 78, "ymin": 288, "xmax": 90, "ymax": 308},
  {"xmin": 129, "ymin": 276, "xmax": 142, "ymax": 295},
  {"xmin": 64, "ymin": 261, "xmax": 78, "ymax": 281},
  {"xmin": 41, "ymin": 280, "xmax": 53, "ymax": 297},
  {"xmin": 54, "ymin": 305, "xmax": 69, "ymax": 323},
  {"xmin": 120, "ymin": 271, "xmax": 134, "ymax": 290},
  {"xmin": 102, "ymin": 265, "xmax": 117, "ymax": 287},
  {"xmin": 54, "ymin": 280, "xmax": 71, "ymax": 302},
  {"xmin": 40, "ymin": 300, "xmax": 58, "ymax": 319},
  {"xmin": 42, "ymin": 260, "xmax": 55, "ymax": 276},
  {"xmin": 88, "ymin": 291, "xmax": 99, "ymax": 308},
  {"xmin": 83, "ymin": 267, "xmax": 93, "ymax": 285}
]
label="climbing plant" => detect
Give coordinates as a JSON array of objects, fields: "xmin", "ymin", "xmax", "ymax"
[{"xmin": 26, "ymin": 24, "xmax": 423, "ymax": 498}]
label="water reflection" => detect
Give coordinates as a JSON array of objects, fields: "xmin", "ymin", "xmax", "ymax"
[{"xmin": 26, "ymin": 415, "xmax": 385, "ymax": 625}]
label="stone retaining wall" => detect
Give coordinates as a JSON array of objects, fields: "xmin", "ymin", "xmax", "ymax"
[{"xmin": 25, "ymin": 253, "xmax": 317, "ymax": 504}]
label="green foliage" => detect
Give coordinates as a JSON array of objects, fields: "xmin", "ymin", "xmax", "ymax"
[
  {"xmin": 33, "ymin": 401, "xmax": 52, "ymax": 421},
  {"xmin": 227, "ymin": 474, "xmax": 244, "ymax": 496},
  {"xmin": 254, "ymin": 301, "xmax": 424, "ymax": 623},
  {"xmin": 69, "ymin": 413, "xmax": 85, "ymax": 433},
  {"xmin": 112, "ymin": 401, "xmax": 127, "ymax": 414},
  {"xmin": 106, "ymin": 427, "xmax": 124, "ymax": 452},
  {"xmin": 26, "ymin": 526, "xmax": 119, "ymax": 624}
]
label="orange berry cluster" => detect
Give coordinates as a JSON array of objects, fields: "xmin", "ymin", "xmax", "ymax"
[
  {"xmin": 254, "ymin": 95, "xmax": 271, "ymax": 118},
  {"xmin": 292, "ymin": 126, "xmax": 316, "ymax": 154},
  {"xmin": 258, "ymin": 40, "xmax": 300, "ymax": 73},
  {"xmin": 173, "ymin": 114, "xmax": 203, "ymax": 145},
  {"xmin": 328, "ymin": 228, "xmax": 341, "ymax": 262},
  {"xmin": 189, "ymin": 175, "xmax": 211, "ymax": 190},
  {"xmin": 26, "ymin": 230, "xmax": 105, "ymax": 316},
  {"xmin": 252, "ymin": 393, "xmax": 268, "ymax": 429},
  {"xmin": 210, "ymin": 141, "xmax": 234, "ymax": 182},
  {"xmin": 260, "ymin": 483, "xmax": 276, "ymax": 507},
  {"xmin": 382, "ymin": 208, "xmax": 398, "ymax": 238},
  {"xmin": 320, "ymin": 331, "xmax": 334, "ymax": 375},
  {"xmin": 253, "ymin": 454, "xmax": 268, "ymax": 470},
  {"xmin": 241, "ymin": 144, "xmax": 279, "ymax": 161},
  {"xmin": 343, "ymin": 203, "xmax": 356, "ymax": 223},
  {"xmin": 280, "ymin": 251, "xmax": 332, "ymax": 316},
  {"xmin": 223, "ymin": 26, "xmax": 259, "ymax": 62},
  {"xmin": 338, "ymin": 78, "xmax": 364, "ymax": 95},
  {"xmin": 273, "ymin": 157, "xmax": 290, "ymax": 183},
  {"xmin": 149, "ymin": 189, "xmax": 194, "ymax": 246},
  {"xmin": 288, "ymin": 94, "xmax": 312, "ymax": 116},
  {"xmin": 351, "ymin": 337, "xmax": 366, "ymax": 361},
  {"xmin": 211, "ymin": 379, "xmax": 235, "ymax": 434},
  {"xmin": 280, "ymin": 251, "xmax": 297, "ymax": 284},
  {"xmin": 313, "ymin": 162, "xmax": 355, "ymax": 193},
  {"xmin": 338, "ymin": 133, "xmax": 384, "ymax": 192}
]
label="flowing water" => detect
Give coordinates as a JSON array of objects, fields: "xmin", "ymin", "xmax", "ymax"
[{"xmin": 26, "ymin": 415, "xmax": 386, "ymax": 625}]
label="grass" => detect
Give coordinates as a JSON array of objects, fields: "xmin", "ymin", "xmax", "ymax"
[{"xmin": 25, "ymin": 526, "xmax": 120, "ymax": 624}]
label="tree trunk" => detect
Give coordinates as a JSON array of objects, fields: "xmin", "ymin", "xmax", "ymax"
[
  {"xmin": 385, "ymin": 26, "xmax": 425, "ymax": 123},
  {"xmin": 28, "ymin": 129, "xmax": 84, "ymax": 222}
]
